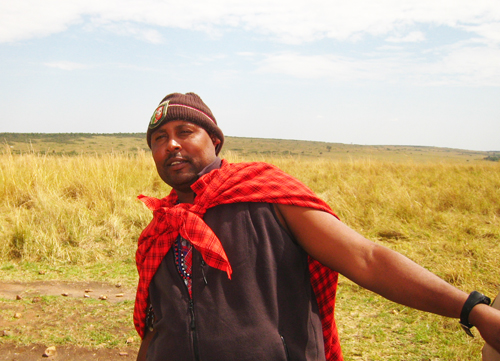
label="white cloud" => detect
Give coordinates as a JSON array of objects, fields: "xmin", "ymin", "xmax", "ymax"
[
  {"xmin": 98, "ymin": 22, "xmax": 164, "ymax": 43},
  {"xmin": 386, "ymin": 31, "xmax": 426, "ymax": 43},
  {"xmin": 256, "ymin": 44, "xmax": 500, "ymax": 86},
  {"xmin": 256, "ymin": 53, "xmax": 387, "ymax": 81},
  {"xmin": 422, "ymin": 44, "xmax": 500, "ymax": 86},
  {"xmin": 461, "ymin": 22, "xmax": 500, "ymax": 43},
  {"xmin": 237, "ymin": 52, "xmax": 256, "ymax": 57},
  {"xmin": 0, "ymin": 1, "xmax": 84, "ymax": 42},
  {"xmin": 1, "ymin": 0, "xmax": 500, "ymax": 44},
  {"xmin": 2, "ymin": 0, "xmax": 500, "ymax": 86},
  {"xmin": 44, "ymin": 61, "xmax": 89, "ymax": 70}
]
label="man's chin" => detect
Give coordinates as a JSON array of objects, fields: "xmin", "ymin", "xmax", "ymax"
[{"xmin": 162, "ymin": 174, "xmax": 198, "ymax": 192}]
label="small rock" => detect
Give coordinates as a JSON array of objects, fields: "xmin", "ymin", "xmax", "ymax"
[
  {"xmin": 14, "ymin": 313, "xmax": 22, "ymax": 319},
  {"xmin": 61, "ymin": 292, "xmax": 69, "ymax": 297},
  {"xmin": 85, "ymin": 289, "xmax": 93, "ymax": 293},
  {"xmin": 39, "ymin": 270, "xmax": 46, "ymax": 275},
  {"xmin": 119, "ymin": 352, "xmax": 128, "ymax": 356},
  {"xmin": 43, "ymin": 346, "xmax": 57, "ymax": 357},
  {"xmin": 84, "ymin": 294, "xmax": 90, "ymax": 298},
  {"xmin": 2, "ymin": 330, "xmax": 13, "ymax": 337},
  {"xmin": 99, "ymin": 295, "xmax": 107, "ymax": 300},
  {"xmin": 32, "ymin": 296, "xmax": 42, "ymax": 303},
  {"xmin": 126, "ymin": 337, "xmax": 134, "ymax": 344},
  {"xmin": 115, "ymin": 293, "xmax": 124, "ymax": 297},
  {"xmin": 116, "ymin": 282, "xmax": 122, "ymax": 288},
  {"xmin": 15, "ymin": 295, "xmax": 23, "ymax": 300}
]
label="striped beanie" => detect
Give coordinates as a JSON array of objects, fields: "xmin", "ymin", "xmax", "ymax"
[{"xmin": 147, "ymin": 92, "xmax": 224, "ymax": 155}]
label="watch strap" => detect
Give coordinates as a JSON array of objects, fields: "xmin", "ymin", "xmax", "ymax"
[{"xmin": 459, "ymin": 291, "xmax": 491, "ymax": 337}]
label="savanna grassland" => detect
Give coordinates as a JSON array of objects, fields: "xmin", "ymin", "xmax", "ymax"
[{"xmin": 1, "ymin": 133, "xmax": 499, "ymax": 360}]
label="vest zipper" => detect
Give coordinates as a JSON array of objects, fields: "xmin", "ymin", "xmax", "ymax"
[
  {"xmin": 280, "ymin": 335, "xmax": 290, "ymax": 361},
  {"xmin": 188, "ymin": 299, "xmax": 200, "ymax": 361},
  {"xmin": 172, "ymin": 247, "xmax": 200, "ymax": 361}
]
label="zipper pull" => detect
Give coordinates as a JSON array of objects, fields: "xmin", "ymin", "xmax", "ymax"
[{"xmin": 201, "ymin": 259, "xmax": 208, "ymax": 285}]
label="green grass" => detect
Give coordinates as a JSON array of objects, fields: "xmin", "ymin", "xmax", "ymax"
[
  {"xmin": 336, "ymin": 280, "xmax": 486, "ymax": 360},
  {"xmin": 0, "ymin": 295, "xmax": 138, "ymax": 348},
  {"xmin": 0, "ymin": 260, "xmax": 137, "ymax": 287}
]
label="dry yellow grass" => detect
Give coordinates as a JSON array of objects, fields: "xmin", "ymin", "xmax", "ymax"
[
  {"xmin": 1, "ymin": 146, "xmax": 499, "ymax": 359},
  {"xmin": 0, "ymin": 148, "xmax": 165, "ymax": 264},
  {"xmin": 1, "ymin": 148, "xmax": 499, "ymax": 288}
]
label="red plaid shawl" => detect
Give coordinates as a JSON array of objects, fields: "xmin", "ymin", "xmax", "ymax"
[{"xmin": 135, "ymin": 160, "xmax": 343, "ymax": 361}]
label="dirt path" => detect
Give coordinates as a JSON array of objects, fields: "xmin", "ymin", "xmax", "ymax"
[
  {"xmin": 0, "ymin": 344, "xmax": 138, "ymax": 361},
  {"xmin": 0, "ymin": 281, "xmax": 139, "ymax": 360},
  {"xmin": 0, "ymin": 280, "xmax": 136, "ymax": 302}
]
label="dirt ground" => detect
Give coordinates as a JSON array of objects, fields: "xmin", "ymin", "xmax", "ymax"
[
  {"xmin": 0, "ymin": 344, "xmax": 138, "ymax": 361},
  {"xmin": 0, "ymin": 281, "xmax": 136, "ymax": 303},
  {"xmin": 0, "ymin": 281, "xmax": 139, "ymax": 361}
]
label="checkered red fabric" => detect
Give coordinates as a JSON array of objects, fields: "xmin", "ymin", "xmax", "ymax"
[{"xmin": 135, "ymin": 160, "xmax": 343, "ymax": 360}]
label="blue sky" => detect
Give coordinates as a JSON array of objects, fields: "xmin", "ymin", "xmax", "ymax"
[{"xmin": 1, "ymin": 0, "xmax": 500, "ymax": 151}]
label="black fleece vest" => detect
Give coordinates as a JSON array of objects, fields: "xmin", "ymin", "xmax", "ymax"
[{"xmin": 147, "ymin": 202, "xmax": 326, "ymax": 361}]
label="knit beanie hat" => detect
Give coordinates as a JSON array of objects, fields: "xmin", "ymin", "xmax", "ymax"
[{"xmin": 147, "ymin": 92, "xmax": 224, "ymax": 155}]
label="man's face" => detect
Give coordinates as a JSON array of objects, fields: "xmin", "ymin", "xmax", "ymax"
[{"xmin": 150, "ymin": 120, "xmax": 221, "ymax": 193}]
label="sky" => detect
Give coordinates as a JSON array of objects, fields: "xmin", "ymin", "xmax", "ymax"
[{"xmin": 1, "ymin": 0, "xmax": 500, "ymax": 151}]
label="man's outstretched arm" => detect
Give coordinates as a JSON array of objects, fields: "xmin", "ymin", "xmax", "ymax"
[{"xmin": 276, "ymin": 204, "xmax": 500, "ymax": 352}]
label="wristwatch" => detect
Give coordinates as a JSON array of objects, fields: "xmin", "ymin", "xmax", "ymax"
[{"xmin": 459, "ymin": 291, "xmax": 491, "ymax": 337}]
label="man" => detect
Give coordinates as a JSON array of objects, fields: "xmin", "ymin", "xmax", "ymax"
[{"xmin": 135, "ymin": 92, "xmax": 500, "ymax": 361}]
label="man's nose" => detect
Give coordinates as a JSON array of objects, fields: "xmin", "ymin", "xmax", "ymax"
[{"xmin": 166, "ymin": 138, "xmax": 182, "ymax": 152}]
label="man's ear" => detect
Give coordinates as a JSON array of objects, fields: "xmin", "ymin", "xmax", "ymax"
[{"xmin": 211, "ymin": 137, "xmax": 221, "ymax": 148}]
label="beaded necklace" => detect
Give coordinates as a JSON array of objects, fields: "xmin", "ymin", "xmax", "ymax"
[{"xmin": 173, "ymin": 235, "xmax": 193, "ymax": 297}]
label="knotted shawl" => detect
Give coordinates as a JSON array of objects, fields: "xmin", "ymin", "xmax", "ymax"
[{"xmin": 135, "ymin": 160, "xmax": 343, "ymax": 361}]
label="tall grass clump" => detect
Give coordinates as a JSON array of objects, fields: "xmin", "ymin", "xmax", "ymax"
[{"xmin": 0, "ymin": 147, "xmax": 170, "ymax": 265}]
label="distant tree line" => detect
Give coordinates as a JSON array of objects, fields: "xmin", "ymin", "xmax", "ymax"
[
  {"xmin": 484, "ymin": 155, "xmax": 500, "ymax": 162},
  {"xmin": 0, "ymin": 133, "xmax": 146, "ymax": 144}
]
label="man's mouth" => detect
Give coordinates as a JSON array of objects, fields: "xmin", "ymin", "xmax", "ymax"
[
  {"xmin": 166, "ymin": 157, "xmax": 189, "ymax": 167},
  {"xmin": 169, "ymin": 160, "xmax": 185, "ymax": 166}
]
